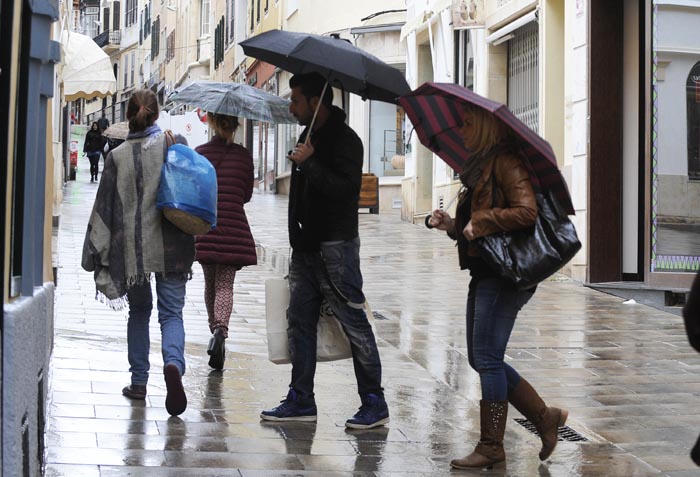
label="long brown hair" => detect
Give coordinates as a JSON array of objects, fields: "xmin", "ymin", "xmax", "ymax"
[
  {"xmin": 463, "ymin": 104, "xmax": 513, "ymax": 155},
  {"xmin": 126, "ymin": 89, "xmax": 159, "ymax": 132},
  {"xmin": 459, "ymin": 104, "xmax": 515, "ymax": 187}
]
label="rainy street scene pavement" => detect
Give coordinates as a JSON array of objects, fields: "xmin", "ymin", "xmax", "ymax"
[{"xmin": 44, "ymin": 168, "xmax": 700, "ymax": 477}]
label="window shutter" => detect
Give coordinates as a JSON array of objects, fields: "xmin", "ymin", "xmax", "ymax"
[
  {"xmin": 104, "ymin": 8, "xmax": 110, "ymax": 33},
  {"xmin": 113, "ymin": 1, "xmax": 120, "ymax": 30}
]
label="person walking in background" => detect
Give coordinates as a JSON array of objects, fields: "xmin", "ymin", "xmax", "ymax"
[
  {"xmin": 260, "ymin": 72, "xmax": 389, "ymax": 430},
  {"xmin": 194, "ymin": 112, "xmax": 257, "ymax": 370},
  {"xmin": 97, "ymin": 114, "xmax": 110, "ymax": 133},
  {"xmin": 83, "ymin": 122, "xmax": 104, "ymax": 182},
  {"xmin": 82, "ymin": 89, "xmax": 194, "ymax": 417},
  {"xmin": 427, "ymin": 103, "xmax": 568, "ymax": 469}
]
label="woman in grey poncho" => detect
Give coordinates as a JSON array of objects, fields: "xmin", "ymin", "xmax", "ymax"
[{"xmin": 82, "ymin": 89, "xmax": 194, "ymax": 416}]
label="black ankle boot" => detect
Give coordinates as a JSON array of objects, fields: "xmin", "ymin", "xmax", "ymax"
[{"xmin": 207, "ymin": 328, "xmax": 226, "ymax": 370}]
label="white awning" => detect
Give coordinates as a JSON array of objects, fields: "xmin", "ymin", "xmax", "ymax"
[
  {"xmin": 485, "ymin": 9, "xmax": 538, "ymax": 44},
  {"xmin": 61, "ymin": 30, "xmax": 117, "ymax": 102},
  {"xmin": 400, "ymin": 0, "xmax": 453, "ymax": 41}
]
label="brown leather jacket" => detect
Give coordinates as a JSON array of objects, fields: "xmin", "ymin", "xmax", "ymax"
[{"xmin": 455, "ymin": 151, "xmax": 538, "ymax": 263}]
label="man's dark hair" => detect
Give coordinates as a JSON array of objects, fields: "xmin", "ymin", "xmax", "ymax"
[{"xmin": 289, "ymin": 72, "xmax": 333, "ymax": 107}]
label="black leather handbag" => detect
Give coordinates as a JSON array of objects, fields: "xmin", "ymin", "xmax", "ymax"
[{"xmin": 475, "ymin": 183, "xmax": 581, "ymax": 290}]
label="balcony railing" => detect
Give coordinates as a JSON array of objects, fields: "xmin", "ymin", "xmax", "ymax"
[{"xmin": 94, "ymin": 29, "xmax": 122, "ymax": 48}]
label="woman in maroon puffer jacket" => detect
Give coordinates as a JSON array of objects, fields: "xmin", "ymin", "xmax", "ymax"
[{"xmin": 195, "ymin": 112, "xmax": 257, "ymax": 370}]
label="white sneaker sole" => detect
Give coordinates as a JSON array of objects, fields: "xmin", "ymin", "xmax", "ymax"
[
  {"xmin": 345, "ymin": 417, "xmax": 390, "ymax": 429},
  {"xmin": 259, "ymin": 414, "xmax": 317, "ymax": 422}
]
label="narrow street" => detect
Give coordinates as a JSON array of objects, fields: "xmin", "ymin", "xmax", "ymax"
[{"xmin": 45, "ymin": 165, "xmax": 699, "ymax": 476}]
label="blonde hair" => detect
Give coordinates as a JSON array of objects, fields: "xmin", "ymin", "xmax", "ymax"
[
  {"xmin": 207, "ymin": 113, "xmax": 239, "ymax": 144},
  {"xmin": 462, "ymin": 104, "xmax": 513, "ymax": 156}
]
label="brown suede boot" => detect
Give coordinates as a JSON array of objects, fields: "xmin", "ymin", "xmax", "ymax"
[
  {"xmin": 450, "ymin": 400, "xmax": 508, "ymax": 469},
  {"xmin": 508, "ymin": 377, "xmax": 568, "ymax": 461}
]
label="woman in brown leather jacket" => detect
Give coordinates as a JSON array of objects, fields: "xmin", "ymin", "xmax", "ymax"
[{"xmin": 428, "ymin": 103, "xmax": 568, "ymax": 469}]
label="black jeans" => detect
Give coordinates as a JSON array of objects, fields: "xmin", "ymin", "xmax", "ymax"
[
  {"xmin": 287, "ymin": 238, "xmax": 384, "ymax": 402},
  {"xmin": 87, "ymin": 152, "xmax": 100, "ymax": 178}
]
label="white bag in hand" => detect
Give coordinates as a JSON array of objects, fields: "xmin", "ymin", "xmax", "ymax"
[{"xmin": 265, "ymin": 277, "xmax": 352, "ymax": 364}]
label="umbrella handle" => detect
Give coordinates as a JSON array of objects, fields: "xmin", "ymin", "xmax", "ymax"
[
  {"xmin": 442, "ymin": 190, "xmax": 460, "ymax": 211},
  {"xmin": 304, "ymin": 80, "xmax": 329, "ymax": 146}
]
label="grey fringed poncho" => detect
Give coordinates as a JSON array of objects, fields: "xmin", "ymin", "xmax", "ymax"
[{"xmin": 82, "ymin": 128, "xmax": 194, "ymax": 308}]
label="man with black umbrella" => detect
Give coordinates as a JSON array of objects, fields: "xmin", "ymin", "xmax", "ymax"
[{"xmin": 260, "ymin": 72, "xmax": 389, "ymax": 430}]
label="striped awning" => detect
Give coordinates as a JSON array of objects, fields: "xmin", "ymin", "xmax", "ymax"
[
  {"xmin": 61, "ymin": 30, "xmax": 116, "ymax": 102},
  {"xmin": 398, "ymin": 82, "xmax": 575, "ymax": 215}
]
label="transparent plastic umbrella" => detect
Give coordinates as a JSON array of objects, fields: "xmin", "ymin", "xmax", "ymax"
[
  {"xmin": 102, "ymin": 121, "xmax": 129, "ymax": 140},
  {"xmin": 165, "ymin": 81, "xmax": 297, "ymax": 124}
]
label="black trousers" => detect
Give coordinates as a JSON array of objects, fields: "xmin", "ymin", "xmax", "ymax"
[{"xmin": 87, "ymin": 152, "xmax": 100, "ymax": 178}]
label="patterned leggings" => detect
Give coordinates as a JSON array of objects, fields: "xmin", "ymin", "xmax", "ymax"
[{"xmin": 201, "ymin": 264, "xmax": 238, "ymax": 338}]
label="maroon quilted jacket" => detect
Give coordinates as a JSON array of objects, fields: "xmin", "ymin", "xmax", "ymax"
[{"xmin": 194, "ymin": 136, "xmax": 257, "ymax": 267}]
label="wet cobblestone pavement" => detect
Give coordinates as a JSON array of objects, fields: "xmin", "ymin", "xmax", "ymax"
[{"xmin": 45, "ymin": 172, "xmax": 700, "ymax": 476}]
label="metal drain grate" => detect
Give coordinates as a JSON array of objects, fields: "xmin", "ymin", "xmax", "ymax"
[
  {"xmin": 513, "ymin": 418, "xmax": 589, "ymax": 442},
  {"xmin": 372, "ymin": 311, "xmax": 390, "ymax": 320}
]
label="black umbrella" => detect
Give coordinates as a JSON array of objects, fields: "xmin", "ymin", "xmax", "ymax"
[{"xmin": 239, "ymin": 29, "xmax": 410, "ymax": 105}]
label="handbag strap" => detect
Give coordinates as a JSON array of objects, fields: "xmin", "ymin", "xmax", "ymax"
[
  {"xmin": 162, "ymin": 130, "xmax": 176, "ymax": 160},
  {"xmin": 164, "ymin": 129, "xmax": 176, "ymax": 147}
]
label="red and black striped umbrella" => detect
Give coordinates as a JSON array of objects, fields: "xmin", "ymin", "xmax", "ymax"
[{"xmin": 399, "ymin": 82, "xmax": 575, "ymax": 215}]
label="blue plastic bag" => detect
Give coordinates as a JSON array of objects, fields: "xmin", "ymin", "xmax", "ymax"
[{"xmin": 157, "ymin": 143, "xmax": 217, "ymax": 229}]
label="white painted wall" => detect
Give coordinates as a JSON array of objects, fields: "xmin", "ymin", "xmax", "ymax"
[
  {"xmin": 564, "ymin": 0, "xmax": 588, "ymax": 282},
  {"xmin": 156, "ymin": 110, "xmax": 210, "ymax": 148}
]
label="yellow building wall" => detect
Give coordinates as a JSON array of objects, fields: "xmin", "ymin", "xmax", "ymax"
[
  {"xmin": 542, "ymin": 0, "xmax": 565, "ymax": 167},
  {"xmin": 282, "ymin": 0, "xmax": 405, "ymax": 38},
  {"xmin": 245, "ymin": 0, "xmax": 283, "ymax": 71}
]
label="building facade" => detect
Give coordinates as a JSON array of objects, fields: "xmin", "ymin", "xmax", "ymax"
[
  {"xmin": 273, "ymin": 0, "xmax": 407, "ymax": 205},
  {"xmin": 1, "ymin": 0, "xmax": 60, "ymax": 473}
]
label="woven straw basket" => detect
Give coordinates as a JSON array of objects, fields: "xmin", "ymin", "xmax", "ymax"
[{"xmin": 163, "ymin": 208, "xmax": 211, "ymax": 235}]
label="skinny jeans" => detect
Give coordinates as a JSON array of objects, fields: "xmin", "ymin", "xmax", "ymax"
[{"xmin": 466, "ymin": 277, "xmax": 534, "ymax": 401}]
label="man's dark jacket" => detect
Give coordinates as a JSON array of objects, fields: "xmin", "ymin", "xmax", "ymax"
[
  {"xmin": 289, "ymin": 106, "xmax": 363, "ymax": 252},
  {"xmin": 97, "ymin": 116, "xmax": 110, "ymax": 131}
]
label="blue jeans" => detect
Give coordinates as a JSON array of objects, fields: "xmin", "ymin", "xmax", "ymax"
[
  {"xmin": 466, "ymin": 277, "xmax": 535, "ymax": 401},
  {"xmin": 287, "ymin": 238, "xmax": 383, "ymax": 402},
  {"xmin": 126, "ymin": 274, "xmax": 187, "ymax": 386}
]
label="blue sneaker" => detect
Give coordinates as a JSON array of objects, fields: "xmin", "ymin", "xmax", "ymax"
[
  {"xmin": 345, "ymin": 393, "xmax": 389, "ymax": 429},
  {"xmin": 260, "ymin": 388, "xmax": 317, "ymax": 422}
]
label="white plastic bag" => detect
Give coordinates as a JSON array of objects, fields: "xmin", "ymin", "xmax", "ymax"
[{"xmin": 265, "ymin": 277, "xmax": 352, "ymax": 364}]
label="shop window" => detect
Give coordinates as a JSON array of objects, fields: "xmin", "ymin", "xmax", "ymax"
[
  {"xmin": 368, "ymin": 101, "xmax": 406, "ymax": 178},
  {"xmin": 279, "ymin": 122, "xmax": 300, "ymax": 175},
  {"xmin": 454, "ymin": 29, "xmax": 474, "ymax": 89},
  {"xmin": 651, "ymin": 8, "xmax": 700, "ymax": 272}
]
